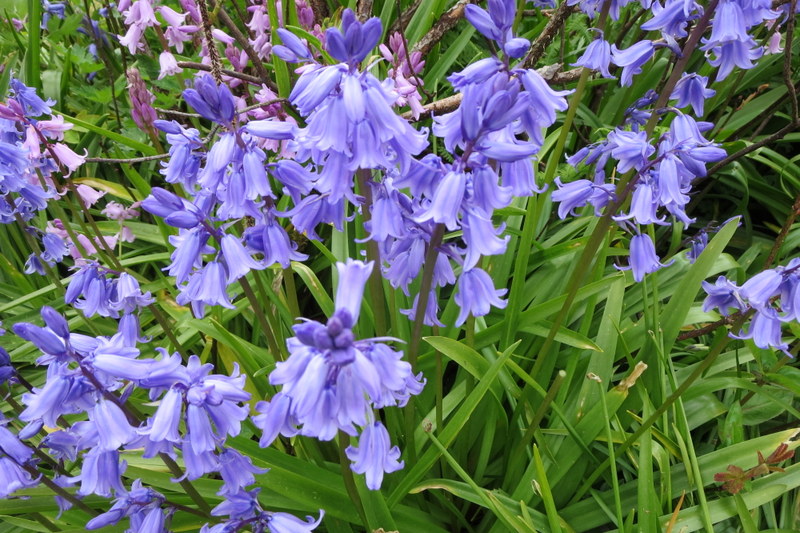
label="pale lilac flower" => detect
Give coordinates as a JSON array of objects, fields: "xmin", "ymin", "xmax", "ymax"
[
  {"xmin": 574, "ymin": 37, "xmax": 613, "ymax": 77},
  {"xmin": 454, "ymin": 268, "xmax": 507, "ymax": 326},
  {"xmin": 611, "ymin": 40, "xmax": 655, "ymax": 86},
  {"xmin": 670, "ymin": 73, "xmax": 716, "ymax": 116},
  {"xmin": 345, "ymin": 421, "xmax": 403, "ymax": 490},
  {"xmin": 50, "ymin": 143, "xmax": 86, "ymax": 176},
  {"xmin": 618, "ymin": 233, "xmax": 672, "ymax": 282},
  {"xmin": 158, "ymin": 51, "xmax": 183, "ymax": 79}
]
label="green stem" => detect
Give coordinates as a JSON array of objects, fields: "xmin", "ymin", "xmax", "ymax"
[
  {"xmin": 569, "ymin": 316, "xmax": 746, "ymax": 504},
  {"xmin": 338, "ymin": 431, "xmax": 369, "ymax": 528},
  {"xmin": 356, "ymin": 169, "xmax": 388, "ymax": 336}
]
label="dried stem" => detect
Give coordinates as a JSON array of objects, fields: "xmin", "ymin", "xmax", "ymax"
[
  {"xmin": 196, "ymin": 0, "xmax": 223, "ymax": 84},
  {"xmin": 177, "ymin": 61, "xmax": 263, "ymax": 85},
  {"xmin": 401, "ymin": 66, "xmax": 582, "ymax": 121},
  {"xmin": 521, "ymin": 1, "xmax": 578, "ymax": 69},
  {"xmin": 412, "ymin": 0, "xmax": 475, "ymax": 57}
]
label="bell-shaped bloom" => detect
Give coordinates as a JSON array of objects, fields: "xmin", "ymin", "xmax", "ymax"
[
  {"xmin": 333, "ymin": 260, "xmax": 374, "ymax": 324},
  {"xmin": 607, "ymin": 129, "xmax": 654, "ymax": 172},
  {"xmin": 670, "ymin": 73, "xmax": 715, "ymax": 116},
  {"xmin": 732, "ymin": 308, "xmax": 790, "ymax": 355},
  {"xmin": 92, "ymin": 399, "xmax": 138, "ymax": 451},
  {"xmin": 574, "ymin": 37, "xmax": 613, "ymax": 77},
  {"xmin": 611, "ymin": 40, "xmax": 655, "ymax": 86},
  {"xmin": 183, "ymin": 74, "xmax": 236, "ymax": 125},
  {"xmin": 220, "ymin": 234, "xmax": 265, "ymax": 283},
  {"xmin": 218, "ymin": 448, "xmax": 268, "ymax": 495},
  {"xmin": 0, "ymin": 457, "xmax": 39, "ymax": 498},
  {"xmin": 702, "ymin": 276, "xmax": 744, "ymax": 316},
  {"xmin": 618, "ymin": 233, "xmax": 672, "ymax": 282},
  {"xmin": 73, "ymin": 448, "xmax": 127, "ymax": 497},
  {"xmin": 267, "ymin": 510, "xmax": 325, "ymax": 533},
  {"xmin": 345, "ymin": 421, "xmax": 404, "ymax": 490},
  {"xmin": 740, "ymin": 268, "xmax": 782, "ymax": 309},
  {"xmin": 454, "ymin": 267, "xmax": 508, "ymax": 326}
]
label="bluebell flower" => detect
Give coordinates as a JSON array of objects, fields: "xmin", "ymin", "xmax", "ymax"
[
  {"xmin": 91, "ymin": 399, "xmax": 138, "ymax": 451},
  {"xmin": 614, "ymin": 175, "xmax": 665, "ymax": 225},
  {"xmin": 0, "ymin": 457, "xmax": 39, "ymax": 498},
  {"xmin": 607, "ymin": 128, "xmax": 654, "ymax": 172},
  {"xmin": 257, "ymin": 260, "xmax": 422, "ymax": 487},
  {"xmin": 454, "ymin": 267, "xmax": 508, "ymax": 326},
  {"xmin": 731, "ymin": 308, "xmax": 790, "ymax": 355},
  {"xmin": 183, "ymin": 74, "xmax": 236, "ymax": 125},
  {"xmin": 72, "ymin": 448, "xmax": 127, "ymax": 497},
  {"xmin": 611, "ymin": 40, "xmax": 655, "ymax": 87},
  {"xmin": 670, "ymin": 73, "xmax": 716, "ymax": 116},
  {"xmin": 640, "ymin": 0, "xmax": 700, "ymax": 39},
  {"xmin": 345, "ymin": 421, "xmax": 403, "ymax": 490},
  {"xmin": 574, "ymin": 37, "xmax": 613, "ymax": 78},
  {"xmin": 111, "ymin": 273, "xmax": 154, "ymax": 313},
  {"xmin": 0, "ymin": 423, "xmax": 34, "ymax": 464},
  {"xmin": 0, "ymin": 348, "xmax": 13, "ymax": 385},
  {"xmin": 685, "ymin": 229, "xmax": 708, "ymax": 263},
  {"xmin": 702, "ymin": 277, "xmax": 743, "ymax": 316},
  {"xmin": 176, "ymin": 261, "xmax": 236, "ymax": 317},
  {"xmin": 701, "ymin": 0, "xmax": 764, "ymax": 80},
  {"xmin": 218, "ymin": 447, "xmax": 267, "ymax": 495},
  {"xmin": 155, "ymin": 120, "xmax": 203, "ymax": 187},
  {"xmin": 9, "ymin": 79, "xmax": 55, "ymax": 116},
  {"xmin": 86, "ymin": 479, "xmax": 165, "ymax": 530},
  {"xmin": 267, "ymin": 510, "xmax": 325, "ymax": 533},
  {"xmin": 461, "ymin": 209, "xmax": 509, "ymax": 270},
  {"xmin": 41, "ymin": 233, "xmax": 68, "ymax": 264},
  {"xmin": 551, "ymin": 178, "xmax": 616, "ymax": 218},
  {"xmin": 740, "ymin": 269, "xmax": 783, "ymax": 309},
  {"xmin": 617, "ymin": 233, "xmax": 672, "ymax": 282}
]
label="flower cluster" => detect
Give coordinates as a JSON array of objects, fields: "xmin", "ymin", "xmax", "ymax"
[
  {"xmin": 254, "ymin": 260, "xmax": 424, "ymax": 489},
  {"xmin": 703, "ymin": 259, "xmax": 800, "ymax": 356}
]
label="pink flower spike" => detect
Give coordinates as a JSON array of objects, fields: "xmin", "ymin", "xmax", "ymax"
[
  {"xmin": 159, "ymin": 51, "xmax": 184, "ymax": 79},
  {"xmin": 50, "ymin": 143, "xmax": 86, "ymax": 176},
  {"xmin": 75, "ymin": 184, "xmax": 106, "ymax": 208}
]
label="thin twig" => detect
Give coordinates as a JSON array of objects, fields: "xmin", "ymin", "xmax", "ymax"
[
  {"xmin": 521, "ymin": 2, "xmax": 578, "ymax": 69},
  {"xmin": 197, "ymin": 0, "xmax": 223, "ymax": 83},
  {"xmin": 389, "ymin": 0, "xmax": 422, "ymax": 35},
  {"xmin": 707, "ymin": 120, "xmax": 800, "ymax": 176},
  {"xmin": 86, "ymin": 153, "xmax": 170, "ymax": 164},
  {"xmin": 400, "ymin": 65, "xmax": 583, "ymax": 121},
  {"xmin": 177, "ymin": 61, "xmax": 263, "ymax": 85},
  {"xmin": 356, "ymin": 0, "xmax": 373, "ymax": 21},
  {"xmin": 412, "ymin": 0, "xmax": 475, "ymax": 57}
]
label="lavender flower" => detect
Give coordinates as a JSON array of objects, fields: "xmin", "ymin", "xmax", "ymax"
[{"xmin": 617, "ymin": 234, "xmax": 672, "ymax": 282}]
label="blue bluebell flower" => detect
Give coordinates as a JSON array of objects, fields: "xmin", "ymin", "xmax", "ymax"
[
  {"xmin": 611, "ymin": 41, "xmax": 655, "ymax": 87},
  {"xmin": 454, "ymin": 267, "xmax": 508, "ymax": 326},
  {"xmin": 0, "ymin": 457, "xmax": 39, "ymax": 498},
  {"xmin": 345, "ymin": 421, "xmax": 403, "ymax": 490},
  {"xmin": 574, "ymin": 36, "xmax": 613, "ymax": 78},
  {"xmin": 617, "ymin": 233, "xmax": 672, "ymax": 282},
  {"xmin": 183, "ymin": 74, "xmax": 236, "ymax": 125},
  {"xmin": 670, "ymin": 73, "xmax": 716, "ymax": 116}
]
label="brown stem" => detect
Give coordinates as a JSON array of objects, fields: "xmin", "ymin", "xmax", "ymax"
[
  {"xmin": 197, "ymin": 0, "xmax": 223, "ymax": 84},
  {"xmin": 412, "ymin": 0, "xmax": 475, "ymax": 57},
  {"xmin": 389, "ymin": 0, "xmax": 422, "ymax": 34},
  {"xmin": 521, "ymin": 1, "xmax": 578, "ymax": 69},
  {"xmin": 400, "ymin": 66, "xmax": 582, "ymax": 121},
  {"xmin": 177, "ymin": 61, "xmax": 263, "ymax": 85}
]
